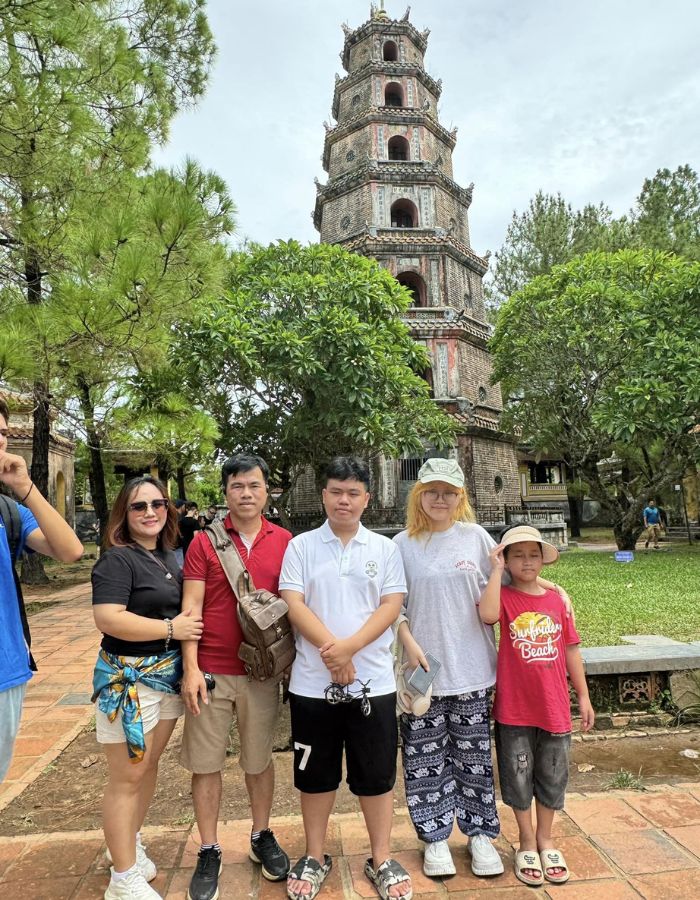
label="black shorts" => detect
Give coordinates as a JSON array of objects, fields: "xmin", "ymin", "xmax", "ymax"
[{"xmin": 289, "ymin": 691, "xmax": 397, "ymax": 796}]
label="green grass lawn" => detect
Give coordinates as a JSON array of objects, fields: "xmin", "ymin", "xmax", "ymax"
[{"xmin": 556, "ymin": 544, "xmax": 700, "ymax": 646}]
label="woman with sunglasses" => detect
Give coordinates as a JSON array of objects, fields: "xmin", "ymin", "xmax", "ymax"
[
  {"xmin": 91, "ymin": 476, "xmax": 203, "ymax": 900},
  {"xmin": 394, "ymin": 460, "xmax": 571, "ymax": 884}
]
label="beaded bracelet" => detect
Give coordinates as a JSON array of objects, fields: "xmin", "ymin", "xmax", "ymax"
[{"xmin": 164, "ymin": 618, "xmax": 174, "ymax": 651}]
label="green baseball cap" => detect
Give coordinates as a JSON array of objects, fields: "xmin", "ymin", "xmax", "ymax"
[{"xmin": 417, "ymin": 458, "xmax": 465, "ymax": 488}]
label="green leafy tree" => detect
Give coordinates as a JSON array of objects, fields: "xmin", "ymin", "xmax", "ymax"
[
  {"xmin": 181, "ymin": 241, "xmax": 455, "ymax": 513},
  {"xmin": 491, "ymin": 250, "xmax": 700, "ymax": 550},
  {"xmin": 487, "ymin": 191, "xmax": 629, "ymax": 310},
  {"xmin": 0, "ymin": 0, "xmax": 214, "ymax": 578},
  {"xmin": 630, "ymin": 165, "xmax": 700, "ymax": 259}
]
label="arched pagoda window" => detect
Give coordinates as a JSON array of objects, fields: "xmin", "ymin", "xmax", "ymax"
[
  {"xmin": 383, "ymin": 40, "xmax": 398, "ymax": 61},
  {"xmin": 391, "ymin": 199, "xmax": 418, "ymax": 228},
  {"xmin": 397, "ymin": 271, "xmax": 427, "ymax": 306},
  {"xmin": 384, "ymin": 82, "xmax": 403, "ymax": 106},
  {"xmin": 388, "ymin": 136, "xmax": 409, "ymax": 161}
]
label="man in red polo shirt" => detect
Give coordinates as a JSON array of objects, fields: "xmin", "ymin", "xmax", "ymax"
[{"xmin": 180, "ymin": 454, "xmax": 292, "ymax": 900}]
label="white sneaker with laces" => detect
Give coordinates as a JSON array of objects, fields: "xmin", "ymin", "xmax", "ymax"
[
  {"xmin": 105, "ymin": 839, "xmax": 157, "ymax": 882},
  {"xmin": 423, "ymin": 839, "xmax": 456, "ymax": 877},
  {"xmin": 468, "ymin": 833, "xmax": 504, "ymax": 876},
  {"xmin": 104, "ymin": 868, "xmax": 162, "ymax": 899}
]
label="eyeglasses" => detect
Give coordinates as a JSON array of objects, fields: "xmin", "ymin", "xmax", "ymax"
[
  {"xmin": 128, "ymin": 499, "xmax": 169, "ymax": 514},
  {"xmin": 424, "ymin": 489, "xmax": 461, "ymax": 502}
]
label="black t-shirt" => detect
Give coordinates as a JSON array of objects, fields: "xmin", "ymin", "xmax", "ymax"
[
  {"xmin": 92, "ymin": 545, "xmax": 183, "ymax": 656},
  {"xmin": 179, "ymin": 516, "xmax": 201, "ymax": 554}
]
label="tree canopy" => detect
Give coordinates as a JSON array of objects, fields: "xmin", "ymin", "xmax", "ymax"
[
  {"xmin": 180, "ymin": 240, "xmax": 455, "ymax": 503},
  {"xmin": 490, "ymin": 249, "xmax": 700, "ymax": 549}
]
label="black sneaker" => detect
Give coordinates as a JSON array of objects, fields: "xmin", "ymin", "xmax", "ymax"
[
  {"xmin": 187, "ymin": 846, "xmax": 222, "ymax": 900},
  {"xmin": 249, "ymin": 829, "xmax": 290, "ymax": 881}
]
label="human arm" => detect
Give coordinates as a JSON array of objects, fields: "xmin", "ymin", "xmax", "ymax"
[
  {"xmin": 478, "ymin": 543, "xmax": 504, "ymax": 625},
  {"xmin": 281, "ymin": 588, "xmax": 356, "ymax": 685},
  {"xmin": 397, "ymin": 619, "xmax": 429, "ymax": 671},
  {"xmin": 180, "ymin": 579, "xmax": 208, "ymax": 715},
  {"xmin": 566, "ymin": 644, "xmax": 595, "ymax": 732},
  {"xmin": 0, "ymin": 451, "xmax": 83, "ymax": 562},
  {"xmin": 92, "ymin": 603, "xmax": 203, "ymax": 643},
  {"xmin": 538, "ymin": 575, "xmax": 574, "ymax": 620}
]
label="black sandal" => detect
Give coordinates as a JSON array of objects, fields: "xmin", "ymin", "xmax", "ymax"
[
  {"xmin": 364, "ymin": 857, "xmax": 413, "ymax": 900},
  {"xmin": 287, "ymin": 854, "xmax": 332, "ymax": 900}
]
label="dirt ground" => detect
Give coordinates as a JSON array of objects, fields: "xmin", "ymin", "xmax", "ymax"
[{"xmin": 2, "ymin": 710, "xmax": 700, "ymax": 837}]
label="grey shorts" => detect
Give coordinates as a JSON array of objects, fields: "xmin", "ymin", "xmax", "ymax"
[{"xmin": 495, "ymin": 722, "xmax": 570, "ymax": 811}]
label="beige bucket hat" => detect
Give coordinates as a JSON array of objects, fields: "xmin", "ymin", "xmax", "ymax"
[
  {"xmin": 417, "ymin": 458, "xmax": 465, "ymax": 488},
  {"xmin": 501, "ymin": 524, "xmax": 559, "ymax": 564}
]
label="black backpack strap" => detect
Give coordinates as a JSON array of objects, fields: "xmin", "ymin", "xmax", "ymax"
[{"xmin": 0, "ymin": 494, "xmax": 37, "ymax": 672}]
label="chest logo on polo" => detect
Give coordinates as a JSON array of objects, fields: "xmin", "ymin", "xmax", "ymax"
[
  {"xmin": 509, "ymin": 612, "xmax": 562, "ymax": 663},
  {"xmin": 365, "ymin": 560, "xmax": 378, "ymax": 577}
]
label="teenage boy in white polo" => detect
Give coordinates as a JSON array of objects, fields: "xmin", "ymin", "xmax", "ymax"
[{"xmin": 280, "ymin": 457, "xmax": 412, "ymax": 900}]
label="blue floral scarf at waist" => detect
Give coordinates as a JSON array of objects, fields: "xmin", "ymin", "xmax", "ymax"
[{"xmin": 91, "ymin": 649, "xmax": 183, "ymax": 762}]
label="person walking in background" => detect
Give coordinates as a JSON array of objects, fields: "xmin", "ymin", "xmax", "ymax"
[
  {"xmin": 179, "ymin": 501, "xmax": 201, "ymax": 560},
  {"xmin": 0, "ymin": 396, "xmax": 84, "ymax": 784},
  {"xmin": 643, "ymin": 499, "xmax": 662, "ymax": 549},
  {"xmin": 479, "ymin": 525, "xmax": 594, "ymax": 887},
  {"xmin": 91, "ymin": 476, "xmax": 203, "ymax": 900},
  {"xmin": 180, "ymin": 454, "xmax": 292, "ymax": 900}
]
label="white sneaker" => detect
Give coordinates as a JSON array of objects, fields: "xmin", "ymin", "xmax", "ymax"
[
  {"xmin": 468, "ymin": 833, "xmax": 504, "ymax": 876},
  {"xmin": 104, "ymin": 868, "xmax": 162, "ymax": 899},
  {"xmin": 105, "ymin": 839, "xmax": 157, "ymax": 882},
  {"xmin": 423, "ymin": 839, "xmax": 456, "ymax": 877}
]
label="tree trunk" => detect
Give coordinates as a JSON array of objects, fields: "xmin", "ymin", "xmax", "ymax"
[
  {"xmin": 77, "ymin": 377, "xmax": 110, "ymax": 549},
  {"xmin": 21, "ymin": 379, "xmax": 50, "ymax": 584},
  {"xmin": 176, "ymin": 466, "xmax": 187, "ymax": 500},
  {"xmin": 568, "ymin": 492, "xmax": 583, "ymax": 538},
  {"xmin": 613, "ymin": 522, "xmax": 641, "ymax": 551}
]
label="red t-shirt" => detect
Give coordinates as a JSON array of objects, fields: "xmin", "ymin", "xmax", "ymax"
[
  {"xmin": 183, "ymin": 514, "xmax": 292, "ymax": 675},
  {"xmin": 493, "ymin": 586, "xmax": 581, "ymax": 733}
]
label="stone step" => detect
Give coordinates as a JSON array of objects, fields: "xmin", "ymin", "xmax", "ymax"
[{"xmin": 582, "ymin": 642, "xmax": 700, "ymax": 675}]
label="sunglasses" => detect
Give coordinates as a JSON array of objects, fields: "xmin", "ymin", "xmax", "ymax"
[{"xmin": 128, "ymin": 499, "xmax": 169, "ymax": 514}]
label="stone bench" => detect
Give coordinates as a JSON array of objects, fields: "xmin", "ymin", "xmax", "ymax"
[{"xmin": 581, "ymin": 635, "xmax": 700, "ymax": 708}]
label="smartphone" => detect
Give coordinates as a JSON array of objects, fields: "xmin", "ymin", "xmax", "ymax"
[{"xmin": 407, "ymin": 652, "xmax": 442, "ymax": 695}]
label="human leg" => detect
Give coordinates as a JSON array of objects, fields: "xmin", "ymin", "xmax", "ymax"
[
  {"xmin": 533, "ymin": 730, "xmax": 571, "ymax": 881},
  {"xmin": 450, "ymin": 691, "xmax": 500, "ymax": 840},
  {"xmin": 287, "ymin": 694, "xmax": 343, "ymax": 897},
  {"xmin": 0, "ymin": 683, "xmax": 26, "ymax": 783}
]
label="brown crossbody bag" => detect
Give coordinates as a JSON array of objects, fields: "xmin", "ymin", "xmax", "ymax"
[{"xmin": 204, "ymin": 520, "xmax": 295, "ymax": 682}]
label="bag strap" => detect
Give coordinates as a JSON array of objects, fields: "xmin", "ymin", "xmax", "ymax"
[
  {"xmin": 0, "ymin": 493, "xmax": 22, "ymax": 562},
  {"xmin": 203, "ymin": 519, "xmax": 257, "ymax": 598}
]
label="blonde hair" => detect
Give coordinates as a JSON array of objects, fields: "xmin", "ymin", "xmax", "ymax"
[{"xmin": 405, "ymin": 481, "xmax": 476, "ymax": 538}]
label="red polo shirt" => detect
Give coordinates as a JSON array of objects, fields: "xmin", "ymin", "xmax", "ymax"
[{"xmin": 183, "ymin": 514, "xmax": 292, "ymax": 675}]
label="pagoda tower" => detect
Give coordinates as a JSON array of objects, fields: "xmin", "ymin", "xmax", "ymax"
[{"xmin": 313, "ymin": 3, "xmax": 520, "ymax": 513}]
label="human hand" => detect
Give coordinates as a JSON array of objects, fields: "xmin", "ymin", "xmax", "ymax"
[
  {"xmin": 171, "ymin": 609, "xmax": 204, "ymax": 641},
  {"xmin": 330, "ymin": 662, "xmax": 356, "ymax": 686},
  {"xmin": 0, "ymin": 451, "xmax": 32, "ymax": 497},
  {"xmin": 319, "ymin": 637, "xmax": 356, "ymax": 670},
  {"xmin": 404, "ymin": 637, "xmax": 429, "ymax": 672},
  {"xmin": 556, "ymin": 585, "xmax": 576, "ymax": 623},
  {"xmin": 488, "ymin": 543, "xmax": 505, "ymax": 574},
  {"xmin": 578, "ymin": 696, "xmax": 595, "ymax": 732},
  {"xmin": 181, "ymin": 668, "xmax": 208, "ymax": 715}
]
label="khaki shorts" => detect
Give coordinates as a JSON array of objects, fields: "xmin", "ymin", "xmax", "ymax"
[
  {"xmin": 180, "ymin": 674, "xmax": 280, "ymax": 775},
  {"xmin": 95, "ymin": 682, "xmax": 183, "ymax": 744}
]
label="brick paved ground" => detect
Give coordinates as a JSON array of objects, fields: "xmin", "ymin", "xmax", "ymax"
[{"xmin": 3, "ymin": 588, "xmax": 700, "ymax": 897}]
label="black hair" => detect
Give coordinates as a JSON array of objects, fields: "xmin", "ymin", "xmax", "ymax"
[
  {"xmin": 323, "ymin": 456, "xmax": 370, "ymax": 491},
  {"xmin": 221, "ymin": 453, "xmax": 270, "ymax": 489},
  {"xmin": 184, "ymin": 500, "xmax": 198, "ymax": 512}
]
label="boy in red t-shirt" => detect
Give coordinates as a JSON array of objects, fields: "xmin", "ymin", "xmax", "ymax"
[{"xmin": 479, "ymin": 525, "xmax": 594, "ymax": 888}]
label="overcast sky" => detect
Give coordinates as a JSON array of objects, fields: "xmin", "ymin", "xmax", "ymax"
[{"xmin": 153, "ymin": 0, "xmax": 700, "ymax": 257}]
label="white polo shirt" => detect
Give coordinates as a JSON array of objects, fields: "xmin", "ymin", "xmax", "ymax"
[{"xmin": 279, "ymin": 519, "xmax": 407, "ymax": 699}]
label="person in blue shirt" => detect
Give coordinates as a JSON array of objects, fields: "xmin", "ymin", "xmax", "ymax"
[
  {"xmin": 0, "ymin": 397, "xmax": 84, "ymax": 782},
  {"xmin": 643, "ymin": 500, "xmax": 662, "ymax": 550}
]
